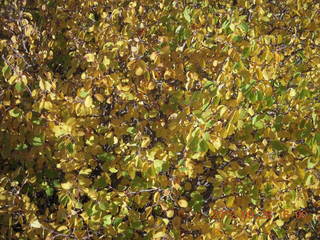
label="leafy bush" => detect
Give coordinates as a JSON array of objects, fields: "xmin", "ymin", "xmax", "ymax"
[{"xmin": 0, "ymin": 0, "xmax": 319, "ymax": 239}]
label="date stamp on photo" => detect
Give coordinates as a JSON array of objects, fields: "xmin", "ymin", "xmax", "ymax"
[{"xmin": 210, "ymin": 208, "xmax": 319, "ymax": 220}]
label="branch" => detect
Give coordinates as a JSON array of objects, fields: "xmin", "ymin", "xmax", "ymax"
[{"xmin": 125, "ymin": 188, "xmax": 163, "ymax": 196}]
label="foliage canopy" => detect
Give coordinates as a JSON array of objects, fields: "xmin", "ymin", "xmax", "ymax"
[{"xmin": 0, "ymin": 0, "xmax": 320, "ymax": 239}]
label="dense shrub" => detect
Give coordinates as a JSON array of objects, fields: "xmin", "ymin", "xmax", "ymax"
[{"xmin": 0, "ymin": 0, "xmax": 319, "ymax": 239}]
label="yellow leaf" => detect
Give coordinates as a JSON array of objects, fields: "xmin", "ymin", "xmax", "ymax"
[
  {"xmin": 44, "ymin": 101, "xmax": 53, "ymax": 110},
  {"xmin": 276, "ymin": 219, "xmax": 284, "ymax": 227},
  {"xmin": 248, "ymin": 108, "xmax": 254, "ymax": 116},
  {"xmin": 229, "ymin": 144, "xmax": 237, "ymax": 151},
  {"xmin": 86, "ymin": 188, "xmax": 98, "ymax": 200},
  {"xmin": 222, "ymin": 123, "xmax": 235, "ymax": 138},
  {"xmin": 103, "ymin": 56, "xmax": 111, "ymax": 67},
  {"xmin": 160, "ymin": 202, "xmax": 169, "ymax": 211},
  {"xmin": 135, "ymin": 66, "xmax": 145, "ymax": 76},
  {"xmin": 30, "ymin": 219, "xmax": 42, "ymax": 228},
  {"xmin": 57, "ymin": 225, "xmax": 68, "ymax": 231},
  {"xmin": 166, "ymin": 210, "xmax": 174, "ymax": 218},
  {"xmin": 164, "ymin": 70, "xmax": 172, "ymax": 80},
  {"xmin": 150, "ymin": 52, "xmax": 158, "ymax": 61},
  {"xmin": 275, "ymin": 52, "xmax": 281, "ymax": 63},
  {"xmin": 289, "ymin": 89, "xmax": 296, "ymax": 98},
  {"xmin": 297, "ymin": 167, "xmax": 305, "ymax": 179},
  {"xmin": 21, "ymin": 75, "xmax": 28, "ymax": 85},
  {"xmin": 78, "ymin": 176, "xmax": 92, "ymax": 187},
  {"xmin": 66, "ymin": 118, "xmax": 77, "ymax": 127},
  {"xmin": 217, "ymin": 169, "xmax": 228, "ymax": 178},
  {"xmin": 147, "ymin": 81, "xmax": 155, "ymax": 90},
  {"xmin": 79, "ymin": 168, "xmax": 92, "ymax": 175},
  {"xmin": 219, "ymin": 105, "xmax": 228, "ymax": 118},
  {"xmin": 61, "ymin": 182, "xmax": 73, "ymax": 190},
  {"xmin": 84, "ymin": 53, "xmax": 95, "ymax": 62},
  {"xmin": 295, "ymin": 197, "xmax": 306, "ymax": 208},
  {"xmin": 8, "ymin": 75, "xmax": 18, "ymax": 85},
  {"xmin": 153, "ymin": 191, "xmax": 160, "ymax": 203},
  {"xmin": 94, "ymin": 93, "xmax": 105, "ymax": 102},
  {"xmin": 229, "ymin": 23, "xmax": 236, "ymax": 31},
  {"xmin": 226, "ymin": 196, "xmax": 235, "ymax": 208},
  {"xmin": 153, "ymin": 232, "xmax": 167, "ymax": 239},
  {"xmin": 117, "ymin": 84, "xmax": 131, "ymax": 92},
  {"xmin": 207, "ymin": 141, "xmax": 216, "ymax": 153},
  {"xmin": 213, "ymin": 138, "xmax": 222, "ymax": 150},
  {"xmin": 84, "ymin": 96, "xmax": 93, "ymax": 108},
  {"xmin": 305, "ymin": 232, "xmax": 312, "ymax": 238},
  {"xmin": 52, "ymin": 124, "xmax": 72, "ymax": 137},
  {"xmin": 39, "ymin": 79, "xmax": 45, "ymax": 90},
  {"xmin": 145, "ymin": 207, "xmax": 153, "ymax": 217},
  {"xmin": 262, "ymin": 69, "xmax": 269, "ymax": 80},
  {"xmin": 141, "ymin": 136, "xmax": 151, "ymax": 148},
  {"xmin": 128, "ymin": 165, "xmax": 136, "ymax": 180},
  {"xmin": 24, "ymin": 25, "xmax": 33, "ymax": 37},
  {"xmin": 162, "ymin": 218, "xmax": 169, "ymax": 225},
  {"xmin": 230, "ymin": 109, "xmax": 240, "ymax": 125},
  {"xmin": 39, "ymin": 79, "xmax": 52, "ymax": 91},
  {"xmin": 178, "ymin": 199, "xmax": 188, "ymax": 208}
]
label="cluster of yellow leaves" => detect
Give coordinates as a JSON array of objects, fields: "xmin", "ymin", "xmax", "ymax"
[{"xmin": 0, "ymin": 0, "xmax": 319, "ymax": 239}]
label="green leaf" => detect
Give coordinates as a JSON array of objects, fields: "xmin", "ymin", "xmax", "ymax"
[
  {"xmin": 233, "ymin": 62, "xmax": 241, "ymax": 71},
  {"xmin": 197, "ymin": 139, "xmax": 208, "ymax": 153},
  {"xmin": 99, "ymin": 202, "xmax": 108, "ymax": 211},
  {"xmin": 183, "ymin": 8, "xmax": 192, "ymax": 23},
  {"xmin": 190, "ymin": 136, "xmax": 200, "ymax": 152},
  {"xmin": 103, "ymin": 215, "xmax": 112, "ymax": 226},
  {"xmin": 305, "ymin": 174, "xmax": 313, "ymax": 186},
  {"xmin": 239, "ymin": 22, "xmax": 249, "ymax": 33},
  {"xmin": 15, "ymin": 143, "xmax": 28, "ymax": 151},
  {"xmin": 53, "ymin": 180, "xmax": 60, "ymax": 188},
  {"xmin": 254, "ymin": 120, "xmax": 264, "ymax": 129},
  {"xmin": 232, "ymin": 35, "xmax": 243, "ymax": 42},
  {"xmin": 32, "ymin": 116, "xmax": 42, "ymax": 125},
  {"xmin": 191, "ymin": 191, "xmax": 203, "ymax": 201},
  {"xmin": 271, "ymin": 140, "xmax": 287, "ymax": 152},
  {"xmin": 296, "ymin": 144, "xmax": 310, "ymax": 156},
  {"xmin": 131, "ymin": 220, "xmax": 143, "ymax": 230},
  {"xmin": 59, "ymin": 194, "xmax": 70, "ymax": 205},
  {"xmin": 97, "ymin": 153, "xmax": 115, "ymax": 162},
  {"xmin": 9, "ymin": 108, "xmax": 22, "ymax": 118},
  {"xmin": 79, "ymin": 90, "xmax": 89, "ymax": 98},
  {"xmin": 242, "ymin": 47, "xmax": 250, "ymax": 58},
  {"xmin": 191, "ymin": 199, "xmax": 204, "ymax": 212},
  {"xmin": 94, "ymin": 177, "xmax": 107, "ymax": 189},
  {"xmin": 15, "ymin": 82, "xmax": 25, "ymax": 92},
  {"xmin": 273, "ymin": 226, "xmax": 285, "ymax": 238},
  {"xmin": 2, "ymin": 64, "xmax": 10, "ymax": 78},
  {"xmin": 222, "ymin": 19, "xmax": 230, "ymax": 30},
  {"xmin": 127, "ymin": 127, "xmax": 136, "ymax": 135},
  {"xmin": 32, "ymin": 136, "xmax": 43, "ymax": 146},
  {"xmin": 293, "ymin": 72, "xmax": 301, "ymax": 78},
  {"xmin": 66, "ymin": 143, "xmax": 74, "ymax": 153},
  {"xmin": 45, "ymin": 187, "xmax": 54, "ymax": 196},
  {"xmin": 154, "ymin": 160, "xmax": 163, "ymax": 173},
  {"xmin": 113, "ymin": 217, "xmax": 122, "ymax": 227}
]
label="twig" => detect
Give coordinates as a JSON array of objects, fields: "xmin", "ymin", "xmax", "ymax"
[{"xmin": 126, "ymin": 188, "xmax": 163, "ymax": 196}]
